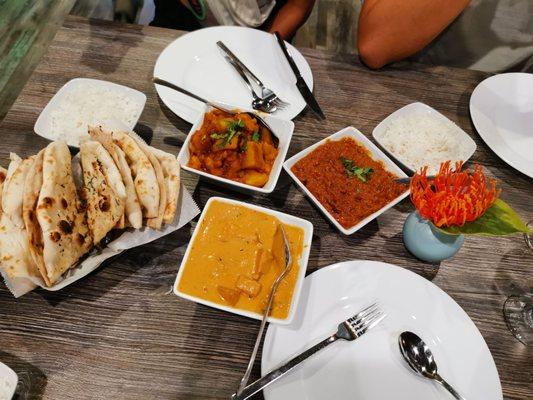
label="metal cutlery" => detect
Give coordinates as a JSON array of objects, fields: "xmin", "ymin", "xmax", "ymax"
[
  {"xmin": 399, "ymin": 331, "xmax": 466, "ymax": 400},
  {"xmin": 394, "ymin": 175, "xmax": 436, "ymax": 185},
  {"xmin": 152, "ymin": 77, "xmax": 279, "ymax": 147},
  {"xmin": 273, "ymin": 31, "xmax": 325, "ymax": 119},
  {"xmin": 235, "ymin": 225, "xmax": 293, "ymax": 396},
  {"xmin": 216, "ymin": 41, "xmax": 290, "ymax": 113},
  {"xmin": 231, "ymin": 302, "xmax": 386, "ymax": 400}
]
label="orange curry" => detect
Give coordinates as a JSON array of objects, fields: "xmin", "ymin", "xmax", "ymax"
[
  {"xmin": 291, "ymin": 137, "xmax": 407, "ymax": 229},
  {"xmin": 188, "ymin": 110, "xmax": 278, "ymax": 187}
]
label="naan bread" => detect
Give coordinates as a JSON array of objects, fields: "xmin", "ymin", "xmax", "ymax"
[
  {"xmin": 128, "ymin": 134, "xmax": 166, "ymax": 229},
  {"xmin": 112, "ymin": 131, "xmax": 159, "ymax": 219},
  {"xmin": 150, "ymin": 147, "xmax": 181, "ymax": 224},
  {"xmin": 37, "ymin": 141, "xmax": 92, "ymax": 285},
  {"xmin": 80, "ymin": 140, "xmax": 125, "ymax": 245},
  {"xmin": 0, "ymin": 155, "xmax": 41, "ymax": 281},
  {"xmin": 0, "ymin": 166, "xmax": 7, "ymax": 218},
  {"xmin": 89, "ymin": 126, "xmax": 142, "ymax": 228},
  {"xmin": 22, "ymin": 150, "xmax": 49, "ymax": 286}
]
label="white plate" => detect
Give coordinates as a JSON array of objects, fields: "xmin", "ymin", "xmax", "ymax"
[
  {"xmin": 153, "ymin": 26, "xmax": 313, "ymax": 123},
  {"xmin": 262, "ymin": 260, "xmax": 502, "ymax": 400},
  {"xmin": 178, "ymin": 104, "xmax": 294, "ymax": 194},
  {"xmin": 0, "ymin": 361, "xmax": 17, "ymax": 400},
  {"xmin": 470, "ymin": 73, "xmax": 533, "ymax": 178},
  {"xmin": 173, "ymin": 196, "xmax": 313, "ymax": 325},
  {"xmin": 283, "ymin": 127, "xmax": 409, "ymax": 235},
  {"xmin": 34, "ymin": 78, "xmax": 146, "ymax": 148},
  {"xmin": 373, "ymin": 102, "xmax": 477, "ymax": 175}
]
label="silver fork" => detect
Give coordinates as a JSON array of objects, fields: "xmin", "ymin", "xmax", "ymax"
[
  {"xmin": 216, "ymin": 41, "xmax": 290, "ymax": 111},
  {"xmin": 231, "ymin": 303, "xmax": 386, "ymax": 400}
]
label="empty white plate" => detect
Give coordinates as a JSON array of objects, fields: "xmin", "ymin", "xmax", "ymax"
[
  {"xmin": 153, "ymin": 26, "xmax": 313, "ymax": 123},
  {"xmin": 470, "ymin": 73, "xmax": 533, "ymax": 178},
  {"xmin": 262, "ymin": 260, "xmax": 502, "ymax": 400}
]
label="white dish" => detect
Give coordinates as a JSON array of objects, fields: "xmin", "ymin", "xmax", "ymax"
[
  {"xmin": 34, "ymin": 78, "xmax": 146, "ymax": 148},
  {"xmin": 173, "ymin": 196, "xmax": 313, "ymax": 325},
  {"xmin": 178, "ymin": 105, "xmax": 294, "ymax": 194},
  {"xmin": 153, "ymin": 26, "xmax": 313, "ymax": 123},
  {"xmin": 0, "ymin": 361, "xmax": 17, "ymax": 400},
  {"xmin": 373, "ymin": 102, "xmax": 477, "ymax": 175},
  {"xmin": 262, "ymin": 260, "xmax": 502, "ymax": 400},
  {"xmin": 470, "ymin": 73, "xmax": 533, "ymax": 178},
  {"xmin": 283, "ymin": 126, "xmax": 409, "ymax": 235}
]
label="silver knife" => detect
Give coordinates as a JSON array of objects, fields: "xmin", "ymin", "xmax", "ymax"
[{"xmin": 274, "ymin": 31, "xmax": 325, "ymax": 119}]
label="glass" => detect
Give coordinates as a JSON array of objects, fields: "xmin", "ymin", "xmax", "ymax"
[{"xmin": 503, "ymin": 220, "xmax": 533, "ymax": 345}]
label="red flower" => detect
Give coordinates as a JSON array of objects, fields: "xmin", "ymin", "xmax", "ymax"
[{"xmin": 410, "ymin": 161, "xmax": 500, "ymax": 228}]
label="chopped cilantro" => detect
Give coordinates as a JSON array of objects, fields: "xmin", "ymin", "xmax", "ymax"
[
  {"xmin": 340, "ymin": 157, "xmax": 373, "ymax": 182},
  {"xmin": 251, "ymin": 131, "xmax": 261, "ymax": 142}
]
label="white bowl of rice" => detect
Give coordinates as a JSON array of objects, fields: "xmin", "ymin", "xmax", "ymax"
[
  {"xmin": 372, "ymin": 102, "xmax": 476, "ymax": 175},
  {"xmin": 34, "ymin": 78, "xmax": 146, "ymax": 147}
]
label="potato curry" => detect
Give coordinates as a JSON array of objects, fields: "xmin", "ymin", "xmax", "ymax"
[
  {"xmin": 188, "ymin": 110, "xmax": 278, "ymax": 187},
  {"xmin": 177, "ymin": 200, "xmax": 304, "ymax": 319}
]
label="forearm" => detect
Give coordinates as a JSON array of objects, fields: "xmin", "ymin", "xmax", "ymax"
[
  {"xmin": 267, "ymin": 0, "xmax": 315, "ymax": 40},
  {"xmin": 358, "ymin": 0, "xmax": 470, "ymax": 68}
]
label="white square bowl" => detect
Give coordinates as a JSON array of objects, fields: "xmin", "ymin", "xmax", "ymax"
[
  {"xmin": 0, "ymin": 361, "xmax": 17, "ymax": 400},
  {"xmin": 34, "ymin": 78, "xmax": 146, "ymax": 148},
  {"xmin": 178, "ymin": 105, "xmax": 294, "ymax": 194},
  {"xmin": 283, "ymin": 126, "xmax": 409, "ymax": 235},
  {"xmin": 372, "ymin": 102, "xmax": 477, "ymax": 174},
  {"xmin": 173, "ymin": 196, "xmax": 313, "ymax": 325}
]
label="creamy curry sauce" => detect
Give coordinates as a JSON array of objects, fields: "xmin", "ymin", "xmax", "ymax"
[{"xmin": 178, "ymin": 200, "xmax": 304, "ymax": 319}]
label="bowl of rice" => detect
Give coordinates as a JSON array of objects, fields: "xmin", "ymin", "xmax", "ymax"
[
  {"xmin": 34, "ymin": 78, "xmax": 146, "ymax": 147},
  {"xmin": 372, "ymin": 102, "xmax": 476, "ymax": 175}
]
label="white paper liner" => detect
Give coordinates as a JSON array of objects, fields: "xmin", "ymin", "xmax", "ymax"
[{"xmin": 1, "ymin": 184, "xmax": 199, "ymax": 297}]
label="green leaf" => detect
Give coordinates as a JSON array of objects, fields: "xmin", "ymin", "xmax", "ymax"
[
  {"xmin": 251, "ymin": 131, "xmax": 261, "ymax": 142},
  {"xmin": 438, "ymin": 199, "xmax": 532, "ymax": 236},
  {"xmin": 210, "ymin": 132, "xmax": 225, "ymax": 140},
  {"xmin": 339, "ymin": 157, "xmax": 373, "ymax": 182}
]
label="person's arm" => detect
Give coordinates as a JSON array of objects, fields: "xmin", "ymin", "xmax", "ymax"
[
  {"xmin": 267, "ymin": 0, "xmax": 315, "ymax": 40},
  {"xmin": 357, "ymin": 0, "xmax": 470, "ymax": 69}
]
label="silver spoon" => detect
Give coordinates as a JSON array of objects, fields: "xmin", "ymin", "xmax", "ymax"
[{"xmin": 399, "ymin": 331, "xmax": 466, "ymax": 400}]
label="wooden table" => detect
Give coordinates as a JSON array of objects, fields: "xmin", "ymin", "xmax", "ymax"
[{"xmin": 0, "ymin": 16, "xmax": 531, "ymax": 400}]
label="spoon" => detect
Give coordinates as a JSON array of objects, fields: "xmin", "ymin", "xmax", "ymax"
[{"xmin": 398, "ymin": 331, "xmax": 466, "ymax": 400}]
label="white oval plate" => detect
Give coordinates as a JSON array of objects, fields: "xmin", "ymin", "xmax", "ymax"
[
  {"xmin": 153, "ymin": 26, "xmax": 313, "ymax": 123},
  {"xmin": 262, "ymin": 260, "xmax": 502, "ymax": 400},
  {"xmin": 470, "ymin": 73, "xmax": 533, "ymax": 178}
]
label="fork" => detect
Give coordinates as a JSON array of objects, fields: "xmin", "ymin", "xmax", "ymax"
[
  {"xmin": 230, "ymin": 302, "xmax": 386, "ymax": 400},
  {"xmin": 216, "ymin": 41, "xmax": 290, "ymax": 111}
]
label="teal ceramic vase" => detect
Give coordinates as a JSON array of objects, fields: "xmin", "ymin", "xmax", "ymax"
[{"xmin": 403, "ymin": 211, "xmax": 465, "ymax": 263}]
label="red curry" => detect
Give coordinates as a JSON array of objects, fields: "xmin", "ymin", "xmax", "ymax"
[{"xmin": 291, "ymin": 137, "xmax": 407, "ymax": 229}]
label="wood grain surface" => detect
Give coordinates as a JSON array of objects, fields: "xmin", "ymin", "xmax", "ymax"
[{"xmin": 0, "ymin": 16, "xmax": 531, "ymax": 400}]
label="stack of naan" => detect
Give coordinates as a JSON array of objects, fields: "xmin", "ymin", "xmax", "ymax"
[{"xmin": 0, "ymin": 128, "xmax": 180, "ymax": 287}]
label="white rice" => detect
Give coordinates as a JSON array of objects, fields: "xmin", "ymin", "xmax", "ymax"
[
  {"xmin": 379, "ymin": 114, "xmax": 469, "ymax": 175},
  {"xmin": 49, "ymin": 84, "xmax": 141, "ymax": 143}
]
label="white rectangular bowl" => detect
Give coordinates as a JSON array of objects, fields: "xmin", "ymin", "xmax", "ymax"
[
  {"xmin": 283, "ymin": 126, "xmax": 409, "ymax": 235},
  {"xmin": 173, "ymin": 197, "xmax": 313, "ymax": 325},
  {"xmin": 178, "ymin": 105, "xmax": 294, "ymax": 194},
  {"xmin": 34, "ymin": 77, "xmax": 146, "ymax": 148},
  {"xmin": 372, "ymin": 102, "xmax": 477, "ymax": 174}
]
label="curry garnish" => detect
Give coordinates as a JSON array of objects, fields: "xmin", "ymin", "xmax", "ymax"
[
  {"xmin": 340, "ymin": 157, "xmax": 373, "ymax": 182},
  {"xmin": 251, "ymin": 131, "xmax": 261, "ymax": 142}
]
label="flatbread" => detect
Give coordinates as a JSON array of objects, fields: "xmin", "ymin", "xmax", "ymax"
[
  {"xmin": 22, "ymin": 150, "xmax": 50, "ymax": 286},
  {"xmin": 80, "ymin": 140, "xmax": 125, "ymax": 245},
  {"xmin": 37, "ymin": 141, "xmax": 92, "ymax": 285},
  {"xmin": 128, "ymin": 134, "xmax": 166, "ymax": 229},
  {"xmin": 150, "ymin": 147, "xmax": 181, "ymax": 224},
  {"xmin": 0, "ymin": 166, "xmax": 7, "ymax": 218},
  {"xmin": 2, "ymin": 154, "xmax": 33, "ymax": 228},
  {"xmin": 89, "ymin": 126, "xmax": 142, "ymax": 228},
  {"xmin": 112, "ymin": 131, "xmax": 160, "ymax": 219}
]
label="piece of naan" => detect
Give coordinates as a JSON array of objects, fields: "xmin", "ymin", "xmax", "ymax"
[
  {"xmin": 128, "ymin": 134, "xmax": 166, "ymax": 229},
  {"xmin": 80, "ymin": 140, "xmax": 125, "ymax": 245},
  {"xmin": 22, "ymin": 150, "xmax": 49, "ymax": 286},
  {"xmin": 150, "ymin": 147, "xmax": 181, "ymax": 224},
  {"xmin": 36, "ymin": 141, "xmax": 92, "ymax": 285},
  {"xmin": 89, "ymin": 126, "xmax": 142, "ymax": 228},
  {"xmin": 112, "ymin": 131, "xmax": 160, "ymax": 220},
  {"xmin": 0, "ymin": 155, "xmax": 41, "ymax": 280}
]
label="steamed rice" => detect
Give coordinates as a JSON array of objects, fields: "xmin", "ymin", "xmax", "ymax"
[
  {"xmin": 49, "ymin": 84, "xmax": 141, "ymax": 143},
  {"xmin": 379, "ymin": 114, "xmax": 469, "ymax": 175}
]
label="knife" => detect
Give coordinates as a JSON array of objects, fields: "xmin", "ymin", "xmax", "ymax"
[{"xmin": 274, "ymin": 31, "xmax": 325, "ymax": 119}]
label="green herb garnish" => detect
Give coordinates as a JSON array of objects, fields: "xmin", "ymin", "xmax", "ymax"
[
  {"xmin": 240, "ymin": 135, "xmax": 248, "ymax": 153},
  {"xmin": 210, "ymin": 132, "xmax": 226, "ymax": 140},
  {"xmin": 212, "ymin": 119, "xmax": 245, "ymax": 148},
  {"xmin": 251, "ymin": 131, "xmax": 261, "ymax": 142},
  {"xmin": 340, "ymin": 157, "xmax": 373, "ymax": 182}
]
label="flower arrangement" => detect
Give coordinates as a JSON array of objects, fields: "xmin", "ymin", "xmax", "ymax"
[{"xmin": 410, "ymin": 161, "xmax": 530, "ymax": 236}]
